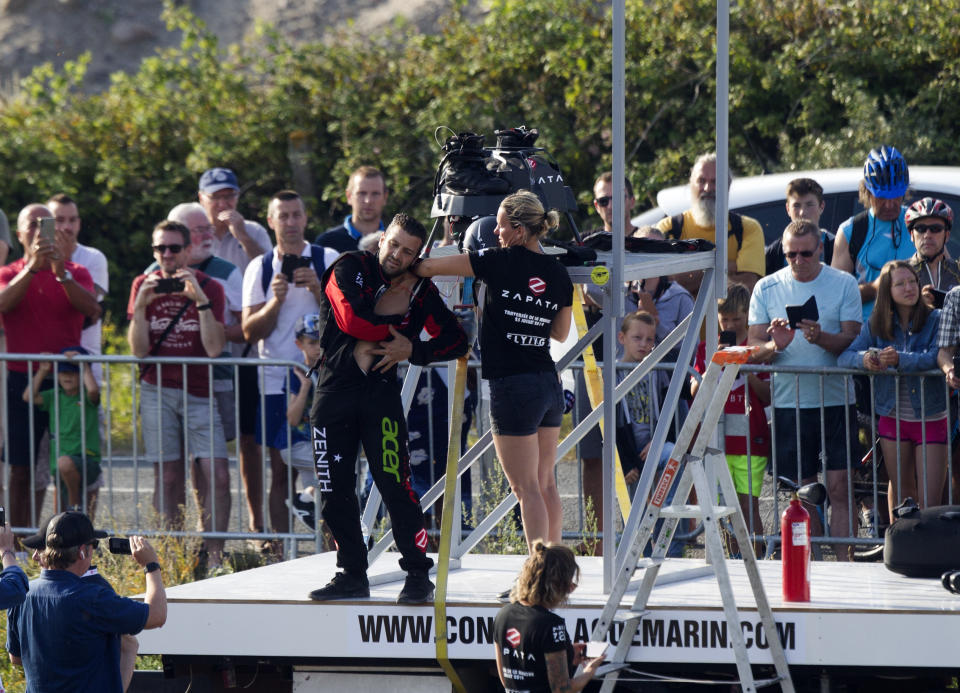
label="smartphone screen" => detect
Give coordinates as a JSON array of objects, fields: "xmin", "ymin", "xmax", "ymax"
[
  {"xmin": 108, "ymin": 537, "xmax": 132, "ymax": 554},
  {"xmin": 155, "ymin": 277, "xmax": 185, "ymax": 294},
  {"xmin": 39, "ymin": 217, "xmax": 56, "ymax": 243},
  {"xmin": 585, "ymin": 641, "xmax": 608, "ymax": 658},
  {"xmin": 280, "ymin": 254, "xmax": 299, "ymax": 283}
]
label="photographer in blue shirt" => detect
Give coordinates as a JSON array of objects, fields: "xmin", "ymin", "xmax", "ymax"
[{"xmin": 7, "ymin": 511, "xmax": 167, "ymax": 692}]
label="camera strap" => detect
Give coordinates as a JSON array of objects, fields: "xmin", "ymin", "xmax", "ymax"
[
  {"xmin": 148, "ymin": 300, "xmax": 192, "ymax": 356},
  {"xmin": 139, "ymin": 275, "xmax": 210, "ymax": 378}
]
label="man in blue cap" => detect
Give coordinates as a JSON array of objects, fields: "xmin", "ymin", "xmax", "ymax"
[{"xmin": 198, "ymin": 167, "xmax": 272, "ymax": 271}]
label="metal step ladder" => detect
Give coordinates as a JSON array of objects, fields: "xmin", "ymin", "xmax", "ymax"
[{"xmin": 592, "ymin": 347, "xmax": 794, "ymax": 692}]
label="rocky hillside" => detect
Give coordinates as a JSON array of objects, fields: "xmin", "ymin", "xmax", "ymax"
[{"xmin": 0, "ymin": 0, "xmax": 481, "ymax": 95}]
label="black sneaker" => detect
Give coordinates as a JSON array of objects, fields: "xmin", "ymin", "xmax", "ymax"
[
  {"xmin": 397, "ymin": 570, "xmax": 434, "ymax": 604},
  {"xmin": 287, "ymin": 495, "xmax": 316, "ymax": 530},
  {"xmin": 309, "ymin": 571, "xmax": 369, "ymax": 601}
]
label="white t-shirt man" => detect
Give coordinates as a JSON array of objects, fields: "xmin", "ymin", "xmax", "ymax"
[
  {"xmin": 71, "ymin": 243, "xmax": 109, "ymax": 384},
  {"xmin": 242, "ymin": 242, "xmax": 339, "ymax": 395},
  {"xmin": 216, "ymin": 220, "xmax": 272, "ymax": 274}
]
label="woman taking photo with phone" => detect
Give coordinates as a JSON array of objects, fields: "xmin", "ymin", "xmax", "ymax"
[
  {"xmin": 412, "ymin": 190, "xmax": 572, "ymax": 550},
  {"xmin": 839, "ymin": 259, "xmax": 945, "ymax": 518},
  {"xmin": 494, "ymin": 541, "xmax": 603, "ymax": 692}
]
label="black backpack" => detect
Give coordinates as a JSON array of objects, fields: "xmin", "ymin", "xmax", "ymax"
[
  {"xmin": 844, "ymin": 210, "xmax": 870, "ymax": 272},
  {"xmin": 664, "ymin": 211, "xmax": 744, "ymax": 249}
]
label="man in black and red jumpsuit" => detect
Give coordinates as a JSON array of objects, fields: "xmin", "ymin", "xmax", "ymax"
[{"xmin": 309, "ymin": 213, "xmax": 468, "ymax": 603}]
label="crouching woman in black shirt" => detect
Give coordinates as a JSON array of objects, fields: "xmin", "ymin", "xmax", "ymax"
[
  {"xmin": 413, "ymin": 191, "xmax": 573, "ymax": 551},
  {"xmin": 494, "ymin": 541, "xmax": 602, "ymax": 692}
]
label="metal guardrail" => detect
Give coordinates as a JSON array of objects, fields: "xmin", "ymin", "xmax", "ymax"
[
  {"xmin": 2, "ymin": 352, "xmax": 951, "ymax": 559},
  {"xmin": 1, "ymin": 353, "xmax": 323, "ymax": 557}
]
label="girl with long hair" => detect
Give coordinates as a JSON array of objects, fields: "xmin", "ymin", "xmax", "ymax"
[{"xmin": 839, "ymin": 260, "xmax": 945, "ymax": 518}]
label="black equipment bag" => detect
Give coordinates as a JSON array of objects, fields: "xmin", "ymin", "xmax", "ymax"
[
  {"xmin": 489, "ymin": 127, "xmax": 570, "ymax": 213},
  {"xmin": 433, "ymin": 131, "xmax": 510, "ymax": 197},
  {"xmin": 883, "ymin": 502, "xmax": 960, "ymax": 577}
]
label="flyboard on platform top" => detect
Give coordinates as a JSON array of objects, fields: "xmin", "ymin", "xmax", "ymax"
[{"xmin": 429, "ymin": 126, "xmax": 578, "ymax": 220}]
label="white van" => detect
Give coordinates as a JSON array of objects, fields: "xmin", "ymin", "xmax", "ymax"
[{"xmin": 633, "ymin": 166, "xmax": 960, "ymax": 255}]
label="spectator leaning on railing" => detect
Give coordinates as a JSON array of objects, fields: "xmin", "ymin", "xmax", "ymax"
[
  {"xmin": 748, "ymin": 219, "xmax": 861, "ymax": 561},
  {"xmin": 0, "ymin": 203, "xmax": 100, "ymax": 529},
  {"xmin": 839, "ymin": 260, "xmax": 945, "ymax": 517}
]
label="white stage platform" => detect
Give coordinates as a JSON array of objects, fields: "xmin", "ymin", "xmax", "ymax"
[{"xmin": 137, "ymin": 553, "xmax": 960, "ymax": 670}]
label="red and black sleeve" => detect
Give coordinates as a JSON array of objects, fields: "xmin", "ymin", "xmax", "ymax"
[
  {"xmin": 324, "ymin": 253, "xmax": 400, "ymax": 341},
  {"xmin": 407, "ymin": 281, "xmax": 469, "ymax": 366}
]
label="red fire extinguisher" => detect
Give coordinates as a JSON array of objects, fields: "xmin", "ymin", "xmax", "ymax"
[{"xmin": 781, "ymin": 491, "xmax": 810, "ymax": 602}]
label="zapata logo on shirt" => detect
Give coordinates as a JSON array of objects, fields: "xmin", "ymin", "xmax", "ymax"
[
  {"xmin": 506, "ymin": 628, "xmax": 522, "ymax": 647},
  {"xmin": 526, "ymin": 157, "xmax": 537, "ymax": 170},
  {"xmin": 528, "ymin": 277, "xmax": 546, "ymax": 296}
]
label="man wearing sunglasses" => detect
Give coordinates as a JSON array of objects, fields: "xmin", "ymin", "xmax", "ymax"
[
  {"xmin": 905, "ymin": 198, "xmax": 959, "ymax": 305},
  {"xmin": 591, "ymin": 171, "xmax": 637, "ymax": 237},
  {"xmin": 127, "ymin": 221, "xmax": 229, "ymax": 566},
  {"xmin": 749, "ymin": 219, "xmax": 861, "ymax": 560}
]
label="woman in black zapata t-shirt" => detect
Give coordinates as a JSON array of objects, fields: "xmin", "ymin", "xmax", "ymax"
[
  {"xmin": 413, "ymin": 190, "xmax": 573, "ymax": 552},
  {"xmin": 493, "ymin": 541, "xmax": 603, "ymax": 692}
]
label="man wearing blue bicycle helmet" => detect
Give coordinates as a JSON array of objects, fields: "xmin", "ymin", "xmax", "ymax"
[{"xmin": 832, "ymin": 146, "xmax": 914, "ymax": 322}]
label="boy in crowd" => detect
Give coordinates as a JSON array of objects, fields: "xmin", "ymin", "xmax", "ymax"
[
  {"xmin": 283, "ymin": 313, "xmax": 324, "ymax": 536},
  {"xmin": 692, "ymin": 284, "xmax": 771, "ymax": 556},
  {"xmin": 764, "ymin": 178, "xmax": 835, "ymax": 276},
  {"xmin": 614, "ymin": 311, "xmax": 681, "ymax": 557},
  {"xmin": 22, "ymin": 347, "xmax": 102, "ymax": 517}
]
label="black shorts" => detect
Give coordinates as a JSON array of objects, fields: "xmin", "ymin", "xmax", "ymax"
[
  {"xmin": 237, "ymin": 364, "xmax": 259, "ymax": 436},
  {"xmin": 4, "ymin": 370, "xmax": 50, "ymax": 467},
  {"xmin": 773, "ymin": 405, "xmax": 857, "ymax": 481},
  {"xmin": 489, "ymin": 371, "xmax": 563, "ymax": 436}
]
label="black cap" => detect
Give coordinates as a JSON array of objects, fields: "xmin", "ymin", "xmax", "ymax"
[
  {"xmin": 45, "ymin": 511, "xmax": 108, "ymax": 549},
  {"xmin": 20, "ymin": 516, "xmax": 53, "ymax": 550}
]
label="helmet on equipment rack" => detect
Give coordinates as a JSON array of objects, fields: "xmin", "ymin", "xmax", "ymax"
[
  {"xmin": 862, "ymin": 145, "xmax": 909, "ymax": 199},
  {"xmin": 905, "ymin": 197, "xmax": 953, "ymax": 231}
]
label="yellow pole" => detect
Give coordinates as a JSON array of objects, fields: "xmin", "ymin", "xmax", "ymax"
[
  {"xmin": 433, "ymin": 356, "xmax": 469, "ymax": 693},
  {"xmin": 572, "ymin": 288, "xmax": 632, "ymax": 520}
]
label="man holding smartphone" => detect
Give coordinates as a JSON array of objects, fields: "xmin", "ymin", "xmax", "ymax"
[
  {"xmin": 0, "ymin": 203, "xmax": 100, "ymax": 529},
  {"xmin": 127, "ymin": 220, "xmax": 229, "ymax": 568},
  {"xmin": 242, "ymin": 190, "xmax": 338, "ymax": 547},
  {"xmin": 7, "ymin": 511, "xmax": 166, "ymax": 692},
  {"xmin": 749, "ymin": 219, "xmax": 861, "ymax": 559}
]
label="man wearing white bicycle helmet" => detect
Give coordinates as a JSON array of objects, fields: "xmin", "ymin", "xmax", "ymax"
[
  {"xmin": 905, "ymin": 197, "xmax": 960, "ymax": 304},
  {"xmin": 832, "ymin": 145, "xmax": 914, "ymax": 321}
]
